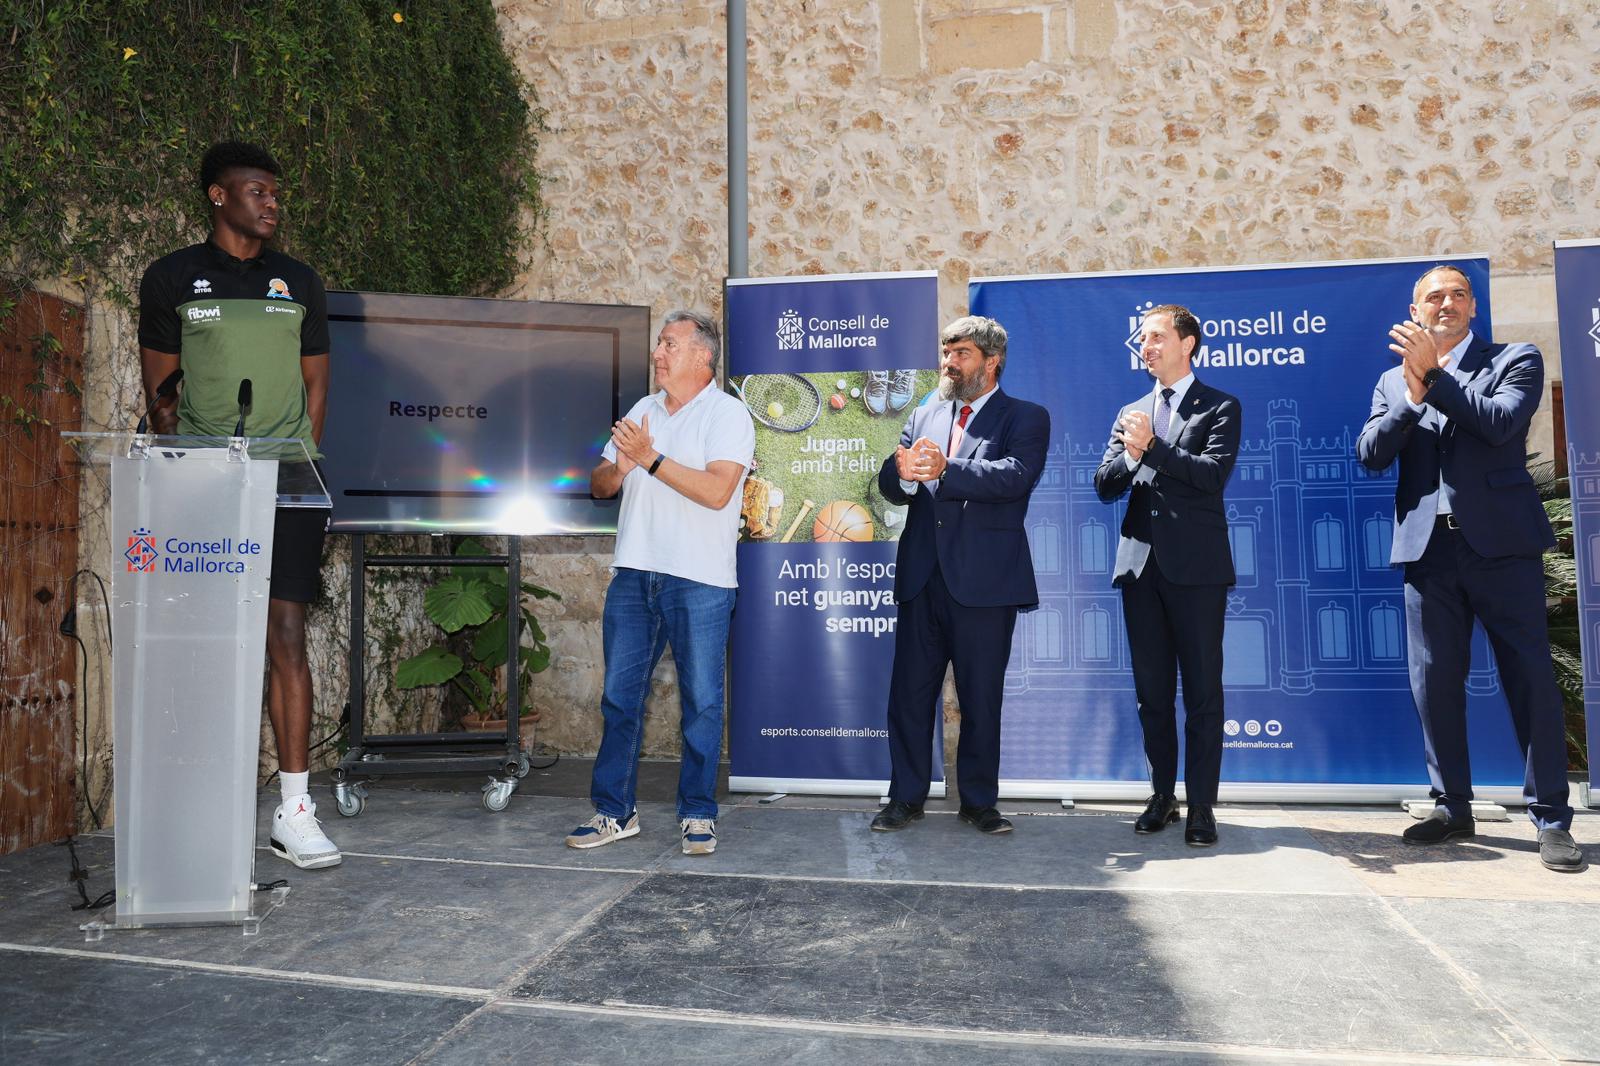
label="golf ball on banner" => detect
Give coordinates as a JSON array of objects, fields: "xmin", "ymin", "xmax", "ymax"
[
  {"xmin": 768, "ymin": 401, "xmax": 784, "ymax": 419},
  {"xmin": 850, "ymin": 387, "xmax": 861, "ymax": 398},
  {"xmin": 836, "ymin": 379, "xmax": 848, "ymax": 391}
]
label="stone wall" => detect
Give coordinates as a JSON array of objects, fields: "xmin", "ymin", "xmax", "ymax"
[{"xmin": 494, "ymin": 0, "xmax": 1597, "ymax": 759}]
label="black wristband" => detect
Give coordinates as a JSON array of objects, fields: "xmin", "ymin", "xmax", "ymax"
[{"xmin": 647, "ymin": 453, "xmax": 665, "ymax": 477}]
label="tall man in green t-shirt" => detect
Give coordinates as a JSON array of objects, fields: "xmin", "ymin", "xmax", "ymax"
[{"xmin": 138, "ymin": 142, "xmax": 339, "ymax": 869}]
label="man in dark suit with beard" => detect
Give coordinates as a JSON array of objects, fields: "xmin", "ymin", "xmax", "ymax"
[
  {"xmin": 870, "ymin": 316, "xmax": 1050, "ymax": 836},
  {"xmin": 1356, "ymin": 264, "xmax": 1582, "ymax": 872},
  {"xmin": 1095, "ymin": 304, "xmax": 1241, "ymax": 847}
]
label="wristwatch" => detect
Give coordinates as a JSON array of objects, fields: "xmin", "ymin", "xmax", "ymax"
[{"xmin": 1422, "ymin": 367, "xmax": 1443, "ymax": 390}]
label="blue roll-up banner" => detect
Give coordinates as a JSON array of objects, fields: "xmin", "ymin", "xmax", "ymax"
[
  {"xmin": 970, "ymin": 255, "xmax": 1537, "ymax": 803},
  {"xmin": 727, "ymin": 272, "xmax": 943, "ymax": 795},
  {"xmin": 1554, "ymin": 238, "xmax": 1600, "ymax": 801}
]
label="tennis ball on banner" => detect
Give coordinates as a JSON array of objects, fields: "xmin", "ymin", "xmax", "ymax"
[
  {"xmin": 829, "ymin": 393, "xmax": 846, "ymax": 411},
  {"xmin": 813, "ymin": 500, "xmax": 874, "ymax": 543},
  {"xmin": 767, "ymin": 401, "xmax": 785, "ymax": 420}
]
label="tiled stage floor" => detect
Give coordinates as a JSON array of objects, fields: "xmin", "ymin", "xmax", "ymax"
[{"xmin": 2, "ymin": 761, "xmax": 1596, "ymax": 1065}]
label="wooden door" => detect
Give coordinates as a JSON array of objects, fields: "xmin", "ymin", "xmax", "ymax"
[{"xmin": 1, "ymin": 288, "xmax": 85, "ymax": 854}]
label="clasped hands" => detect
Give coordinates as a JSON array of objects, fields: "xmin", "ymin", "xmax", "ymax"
[
  {"xmin": 895, "ymin": 437, "xmax": 948, "ymax": 482},
  {"xmin": 610, "ymin": 413, "xmax": 654, "ymax": 474},
  {"xmin": 1113, "ymin": 409, "xmax": 1156, "ymax": 462},
  {"xmin": 1389, "ymin": 321, "xmax": 1443, "ymax": 405}
]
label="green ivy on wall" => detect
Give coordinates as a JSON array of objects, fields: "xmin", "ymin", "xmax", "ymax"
[{"xmin": 1, "ymin": 0, "xmax": 546, "ymax": 304}]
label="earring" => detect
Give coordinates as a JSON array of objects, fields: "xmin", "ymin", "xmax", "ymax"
[{"xmin": 212, "ymin": 200, "xmax": 221, "ymax": 206}]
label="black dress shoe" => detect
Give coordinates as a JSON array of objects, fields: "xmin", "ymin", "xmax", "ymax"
[
  {"xmin": 958, "ymin": 804, "xmax": 1013, "ymax": 834},
  {"xmin": 1134, "ymin": 793, "xmax": 1180, "ymax": 834},
  {"xmin": 1184, "ymin": 805, "xmax": 1218, "ymax": 847},
  {"xmin": 871, "ymin": 800, "xmax": 924, "ymax": 832},
  {"xmin": 1401, "ymin": 807, "xmax": 1474, "ymax": 845}
]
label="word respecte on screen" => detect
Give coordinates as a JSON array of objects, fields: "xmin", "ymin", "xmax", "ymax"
[{"xmin": 389, "ymin": 401, "xmax": 489, "ymax": 422}]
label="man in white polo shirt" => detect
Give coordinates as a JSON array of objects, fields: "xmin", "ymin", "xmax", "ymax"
[{"xmin": 566, "ymin": 311, "xmax": 754, "ymax": 856}]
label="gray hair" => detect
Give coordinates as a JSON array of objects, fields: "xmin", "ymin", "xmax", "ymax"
[
  {"xmin": 664, "ymin": 309, "xmax": 722, "ymax": 375},
  {"xmin": 940, "ymin": 315, "xmax": 1008, "ymax": 377}
]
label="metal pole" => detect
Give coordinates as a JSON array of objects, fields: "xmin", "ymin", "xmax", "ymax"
[{"xmin": 727, "ymin": 0, "xmax": 748, "ymax": 279}]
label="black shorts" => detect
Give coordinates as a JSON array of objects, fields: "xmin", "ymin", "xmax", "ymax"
[{"xmin": 271, "ymin": 507, "xmax": 328, "ymax": 603}]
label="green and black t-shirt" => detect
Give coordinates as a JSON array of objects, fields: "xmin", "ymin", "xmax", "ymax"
[{"xmin": 138, "ymin": 240, "xmax": 329, "ymax": 457}]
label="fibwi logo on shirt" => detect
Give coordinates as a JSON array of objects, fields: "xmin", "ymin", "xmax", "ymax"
[{"xmin": 125, "ymin": 528, "xmax": 158, "ymax": 573}]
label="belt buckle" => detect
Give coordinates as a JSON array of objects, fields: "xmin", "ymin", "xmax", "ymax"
[{"xmin": 1443, "ymin": 513, "xmax": 1461, "ymax": 531}]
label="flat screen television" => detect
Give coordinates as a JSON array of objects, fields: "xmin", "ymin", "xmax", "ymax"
[{"xmin": 320, "ymin": 291, "xmax": 650, "ymax": 534}]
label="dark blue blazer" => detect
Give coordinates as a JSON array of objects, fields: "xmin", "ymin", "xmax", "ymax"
[
  {"xmin": 1356, "ymin": 336, "xmax": 1554, "ymax": 563},
  {"xmin": 878, "ymin": 388, "xmax": 1050, "ymax": 609},
  {"xmin": 1093, "ymin": 378, "xmax": 1241, "ymax": 587}
]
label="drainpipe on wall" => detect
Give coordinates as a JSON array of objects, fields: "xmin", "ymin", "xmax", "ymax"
[{"xmin": 727, "ymin": 0, "xmax": 748, "ymax": 281}]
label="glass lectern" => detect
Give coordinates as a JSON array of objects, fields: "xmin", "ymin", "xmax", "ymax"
[{"xmin": 63, "ymin": 433, "xmax": 329, "ymax": 937}]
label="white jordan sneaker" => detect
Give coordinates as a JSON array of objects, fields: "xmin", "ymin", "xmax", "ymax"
[{"xmin": 270, "ymin": 796, "xmax": 342, "ymax": 869}]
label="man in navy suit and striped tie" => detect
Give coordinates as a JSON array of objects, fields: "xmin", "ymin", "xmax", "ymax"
[
  {"xmin": 1095, "ymin": 305, "xmax": 1241, "ymax": 847},
  {"xmin": 1356, "ymin": 264, "xmax": 1583, "ymax": 872},
  {"xmin": 870, "ymin": 316, "xmax": 1051, "ymax": 835}
]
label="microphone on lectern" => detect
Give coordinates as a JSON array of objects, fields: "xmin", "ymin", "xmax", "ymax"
[
  {"xmin": 233, "ymin": 379, "xmax": 253, "ymax": 438},
  {"xmin": 135, "ymin": 368, "xmax": 183, "ymax": 434}
]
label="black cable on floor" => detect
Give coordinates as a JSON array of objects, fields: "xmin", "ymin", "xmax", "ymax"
[
  {"xmin": 57, "ymin": 837, "xmax": 114, "ymax": 912},
  {"xmin": 58, "ymin": 595, "xmax": 106, "ymax": 829},
  {"xmin": 262, "ymin": 707, "xmax": 350, "ymax": 789}
]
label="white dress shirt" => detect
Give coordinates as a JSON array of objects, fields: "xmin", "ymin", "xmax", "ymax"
[
  {"xmin": 1407, "ymin": 330, "xmax": 1474, "ymax": 515},
  {"xmin": 901, "ymin": 383, "xmax": 998, "ymax": 495},
  {"xmin": 1123, "ymin": 370, "xmax": 1197, "ymax": 470}
]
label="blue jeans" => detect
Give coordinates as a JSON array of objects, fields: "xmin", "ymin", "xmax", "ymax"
[{"xmin": 591, "ymin": 568, "xmax": 736, "ymax": 821}]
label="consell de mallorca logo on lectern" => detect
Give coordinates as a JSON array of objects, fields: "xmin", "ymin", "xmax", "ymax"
[
  {"xmin": 125, "ymin": 527, "xmax": 158, "ymax": 573},
  {"xmin": 123, "ymin": 527, "xmax": 262, "ymax": 575}
]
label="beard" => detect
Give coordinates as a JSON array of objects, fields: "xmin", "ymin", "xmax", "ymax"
[{"xmin": 937, "ymin": 367, "xmax": 989, "ymax": 403}]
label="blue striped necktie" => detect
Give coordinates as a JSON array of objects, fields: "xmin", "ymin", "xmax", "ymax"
[{"xmin": 1153, "ymin": 387, "xmax": 1174, "ymax": 441}]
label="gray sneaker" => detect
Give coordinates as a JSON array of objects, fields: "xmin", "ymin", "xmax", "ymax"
[
  {"xmin": 863, "ymin": 371, "xmax": 890, "ymax": 415},
  {"xmin": 888, "ymin": 369, "xmax": 917, "ymax": 411},
  {"xmin": 565, "ymin": 811, "xmax": 640, "ymax": 849},
  {"xmin": 681, "ymin": 817, "xmax": 717, "ymax": 855},
  {"xmin": 1538, "ymin": 827, "xmax": 1586, "ymax": 872}
]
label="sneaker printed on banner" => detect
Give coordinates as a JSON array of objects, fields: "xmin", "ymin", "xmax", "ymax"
[
  {"xmin": 888, "ymin": 369, "xmax": 917, "ymax": 412},
  {"xmin": 863, "ymin": 370, "xmax": 890, "ymax": 416}
]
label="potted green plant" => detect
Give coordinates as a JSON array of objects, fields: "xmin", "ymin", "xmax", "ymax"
[{"xmin": 395, "ymin": 537, "xmax": 560, "ymax": 734}]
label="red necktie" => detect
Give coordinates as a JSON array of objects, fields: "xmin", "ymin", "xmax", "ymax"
[{"xmin": 949, "ymin": 404, "xmax": 973, "ymax": 455}]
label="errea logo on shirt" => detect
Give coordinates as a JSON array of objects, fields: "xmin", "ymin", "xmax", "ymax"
[
  {"xmin": 186, "ymin": 305, "xmax": 221, "ymax": 322},
  {"xmin": 192, "ymin": 278, "xmax": 212, "ymax": 294}
]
